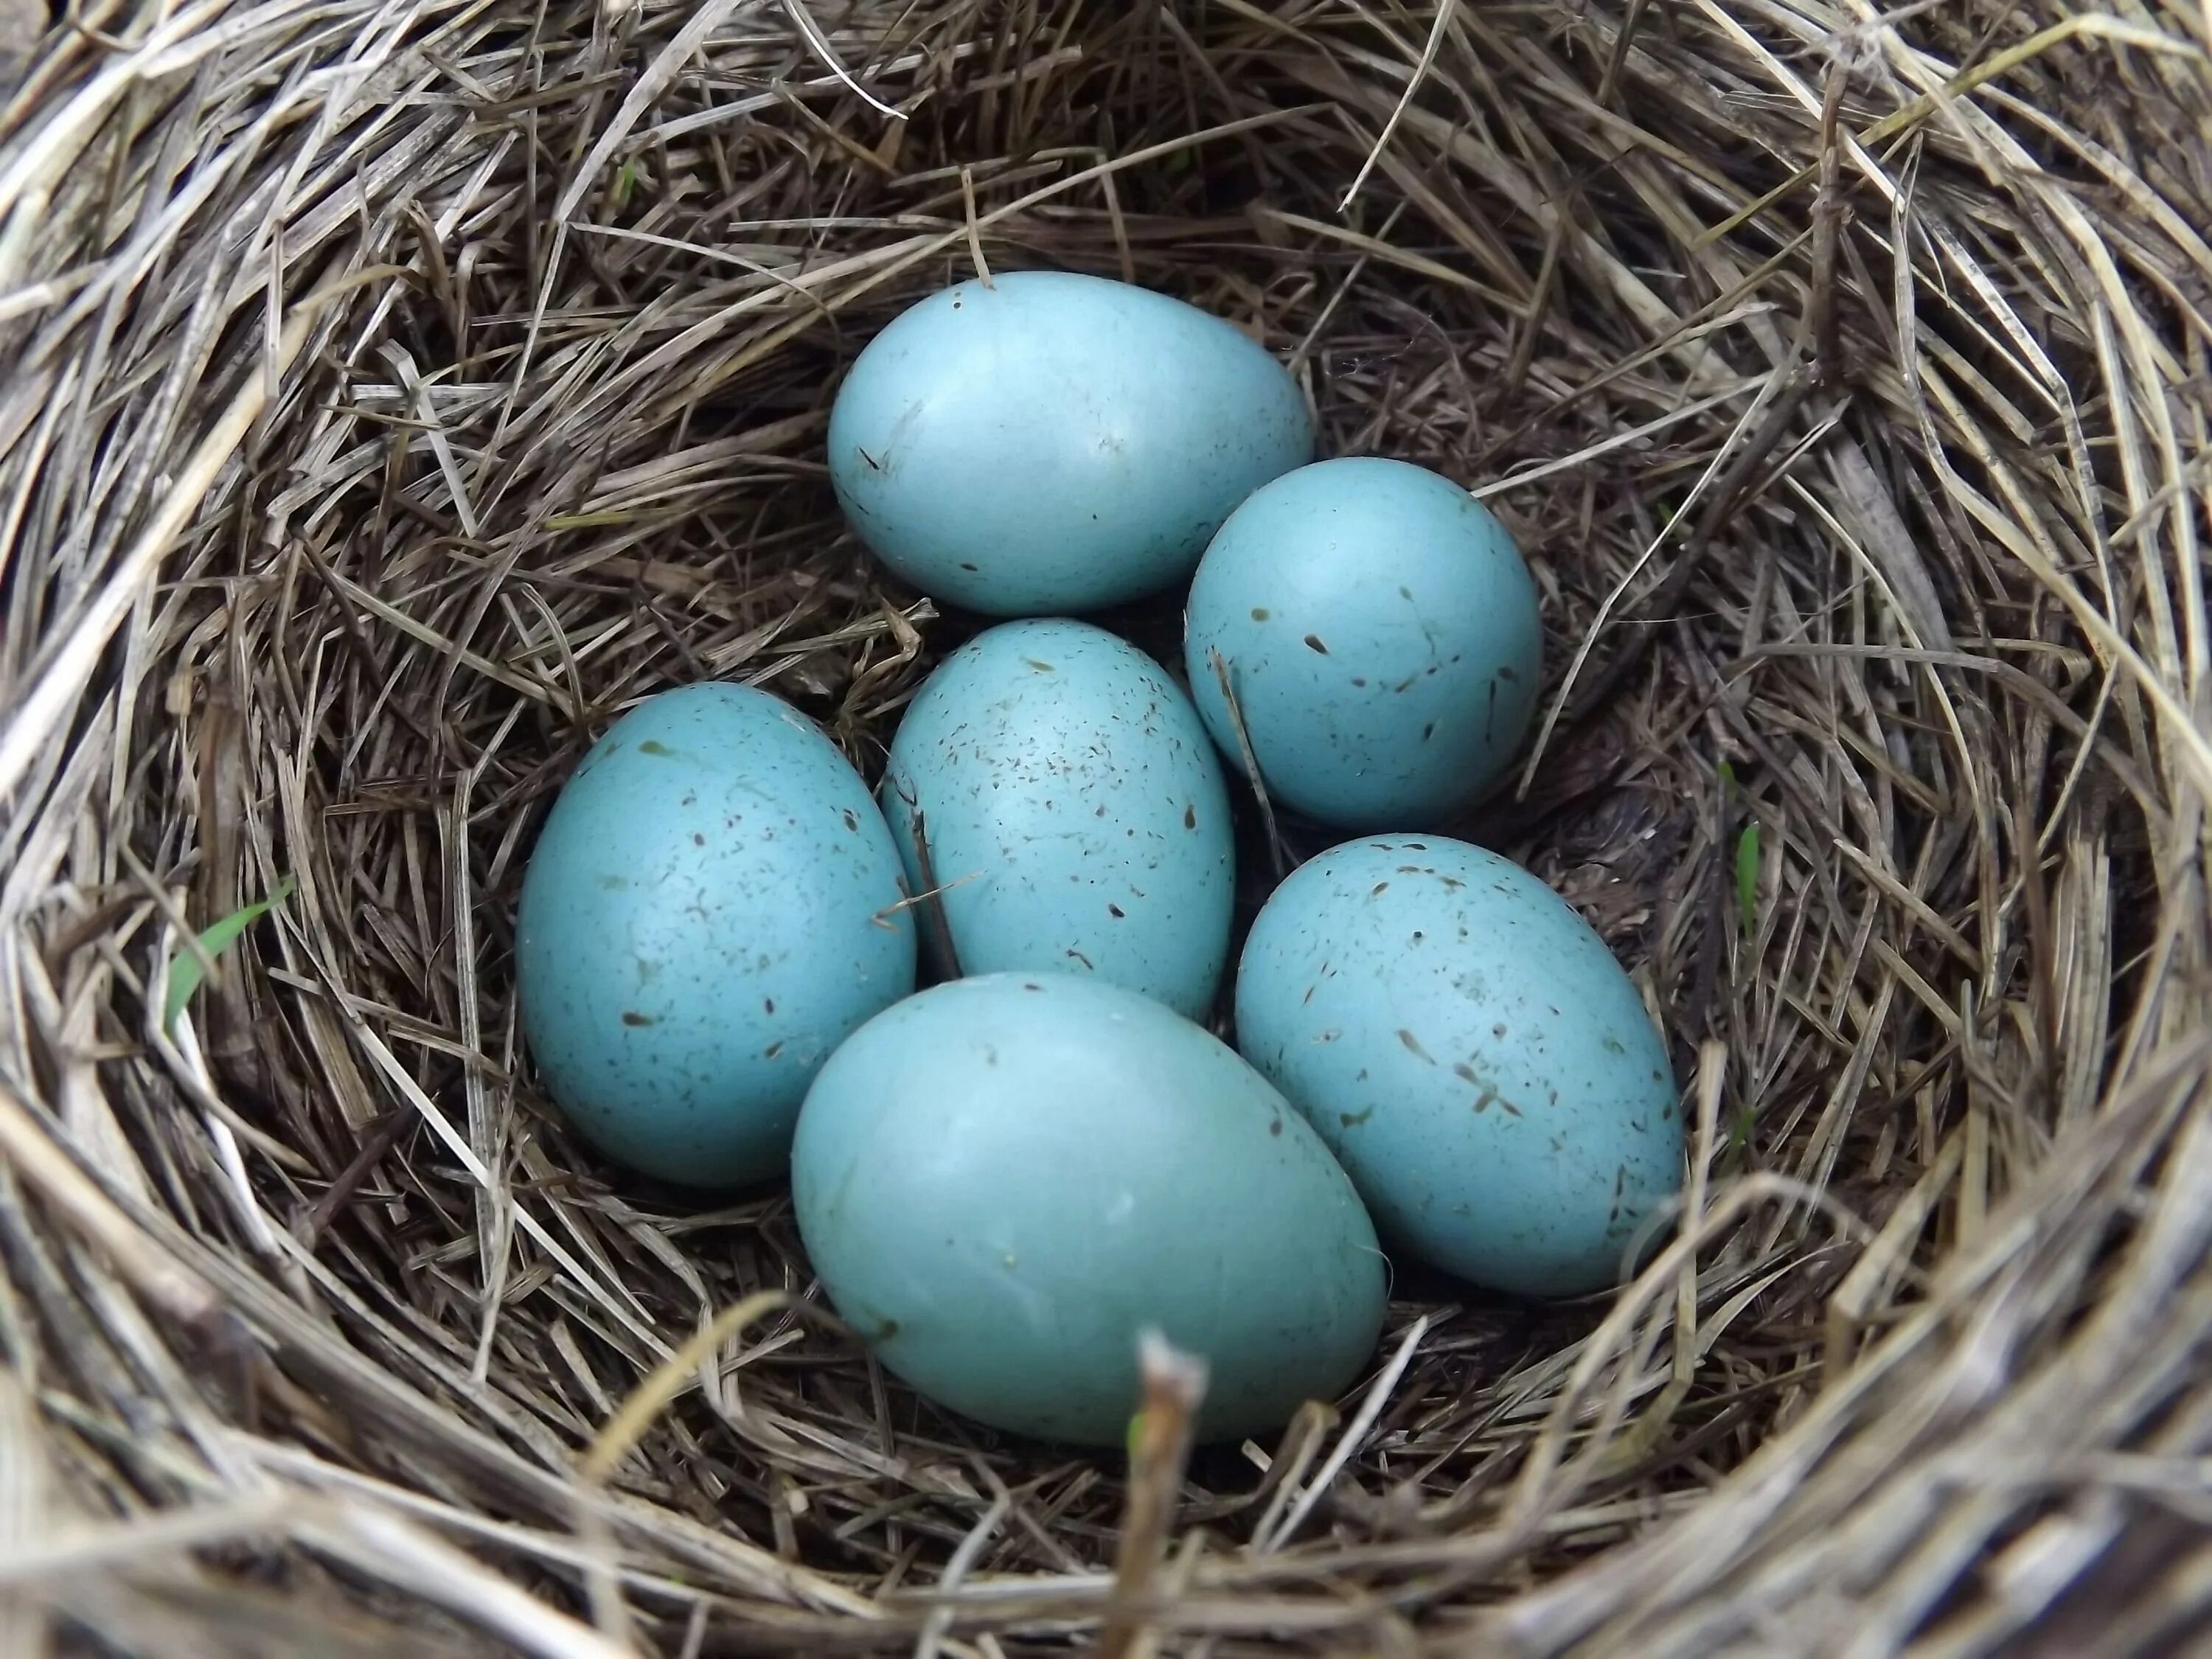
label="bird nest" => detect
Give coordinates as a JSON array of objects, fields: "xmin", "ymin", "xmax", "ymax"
[{"xmin": 3, "ymin": 1, "xmax": 2211, "ymax": 1653}]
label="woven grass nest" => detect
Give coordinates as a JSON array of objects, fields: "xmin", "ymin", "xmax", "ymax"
[{"xmin": 4, "ymin": 0, "xmax": 2211, "ymax": 1652}]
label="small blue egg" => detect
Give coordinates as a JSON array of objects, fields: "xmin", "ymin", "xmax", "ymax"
[
  {"xmin": 1236, "ymin": 836, "xmax": 1682, "ymax": 1297},
  {"xmin": 1184, "ymin": 458, "xmax": 1542, "ymax": 828},
  {"xmin": 882, "ymin": 619, "xmax": 1234, "ymax": 1019},
  {"xmin": 792, "ymin": 973, "xmax": 1386, "ymax": 1445},
  {"xmin": 830, "ymin": 271, "xmax": 1313, "ymax": 615},
  {"xmin": 516, "ymin": 684, "xmax": 915, "ymax": 1187}
]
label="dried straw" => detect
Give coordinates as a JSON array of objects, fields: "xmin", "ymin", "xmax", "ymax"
[{"xmin": 1, "ymin": 0, "xmax": 2209, "ymax": 1652}]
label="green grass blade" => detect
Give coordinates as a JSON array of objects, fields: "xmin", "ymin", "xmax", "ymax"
[
  {"xmin": 164, "ymin": 875, "xmax": 295, "ymax": 1034},
  {"xmin": 1735, "ymin": 822, "xmax": 1761, "ymax": 935}
]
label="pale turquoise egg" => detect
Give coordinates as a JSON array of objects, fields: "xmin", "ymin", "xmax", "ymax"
[
  {"xmin": 830, "ymin": 271, "xmax": 1312, "ymax": 615},
  {"xmin": 515, "ymin": 684, "xmax": 915, "ymax": 1187},
  {"xmin": 1236, "ymin": 836, "xmax": 1682, "ymax": 1298},
  {"xmin": 1184, "ymin": 458, "xmax": 1542, "ymax": 828},
  {"xmin": 791, "ymin": 973, "xmax": 1386, "ymax": 1445},
  {"xmin": 881, "ymin": 619, "xmax": 1234, "ymax": 1020}
]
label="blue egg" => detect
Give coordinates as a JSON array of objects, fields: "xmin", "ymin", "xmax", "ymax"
[
  {"xmin": 792, "ymin": 973, "xmax": 1386, "ymax": 1445},
  {"xmin": 1184, "ymin": 458, "xmax": 1542, "ymax": 829},
  {"xmin": 516, "ymin": 684, "xmax": 915, "ymax": 1187},
  {"xmin": 830, "ymin": 271, "xmax": 1313, "ymax": 615},
  {"xmin": 882, "ymin": 619, "xmax": 1234, "ymax": 1020},
  {"xmin": 1236, "ymin": 837, "xmax": 1682, "ymax": 1298}
]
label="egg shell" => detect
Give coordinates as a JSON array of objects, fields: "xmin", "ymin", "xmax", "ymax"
[
  {"xmin": 516, "ymin": 684, "xmax": 915, "ymax": 1188},
  {"xmin": 829, "ymin": 271, "xmax": 1313, "ymax": 616},
  {"xmin": 1184, "ymin": 457, "xmax": 1542, "ymax": 829},
  {"xmin": 1235, "ymin": 836, "xmax": 1681, "ymax": 1298},
  {"xmin": 882, "ymin": 619, "xmax": 1235, "ymax": 1020},
  {"xmin": 791, "ymin": 973, "xmax": 1386, "ymax": 1445}
]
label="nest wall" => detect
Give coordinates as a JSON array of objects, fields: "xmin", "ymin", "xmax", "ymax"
[{"xmin": 1, "ymin": 1, "xmax": 2210, "ymax": 1654}]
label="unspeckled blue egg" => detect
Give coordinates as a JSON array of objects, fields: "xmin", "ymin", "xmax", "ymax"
[
  {"xmin": 1236, "ymin": 837, "xmax": 1682, "ymax": 1298},
  {"xmin": 1185, "ymin": 458, "xmax": 1542, "ymax": 829},
  {"xmin": 792, "ymin": 973, "xmax": 1386, "ymax": 1445},
  {"xmin": 829, "ymin": 271, "xmax": 1313, "ymax": 615},
  {"xmin": 516, "ymin": 684, "xmax": 915, "ymax": 1188},
  {"xmin": 882, "ymin": 619, "xmax": 1234, "ymax": 1019}
]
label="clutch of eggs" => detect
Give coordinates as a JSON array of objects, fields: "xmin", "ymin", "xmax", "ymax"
[{"xmin": 504, "ymin": 269, "xmax": 1691, "ymax": 1452}]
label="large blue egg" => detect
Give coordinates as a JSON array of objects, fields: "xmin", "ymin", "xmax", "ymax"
[
  {"xmin": 515, "ymin": 684, "xmax": 915, "ymax": 1187},
  {"xmin": 1236, "ymin": 837, "xmax": 1682, "ymax": 1298},
  {"xmin": 1184, "ymin": 458, "xmax": 1542, "ymax": 828},
  {"xmin": 792, "ymin": 973, "xmax": 1386, "ymax": 1445},
  {"xmin": 829, "ymin": 271, "xmax": 1313, "ymax": 615},
  {"xmin": 881, "ymin": 619, "xmax": 1234, "ymax": 1020}
]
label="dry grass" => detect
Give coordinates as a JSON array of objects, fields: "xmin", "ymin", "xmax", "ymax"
[{"xmin": 1, "ymin": 0, "xmax": 2210, "ymax": 1652}]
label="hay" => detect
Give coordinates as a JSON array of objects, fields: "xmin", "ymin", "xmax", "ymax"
[{"xmin": 1, "ymin": 0, "xmax": 2208, "ymax": 1651}]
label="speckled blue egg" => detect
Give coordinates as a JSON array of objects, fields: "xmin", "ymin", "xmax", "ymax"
[
  {"xmin": 882, "ymin": 619, "xmax": 1234, "ymax": 1019},
  {"xmin": 1235, "ymin": 837, "xmax": 1681, "ymax": 1298},
  {"xmin": 515, "ymin": 684, "xmax": 915, "ymax": 1188},
  {"xmin": 829, "ymin": 271, "xmax": 1313, "ymax": 616},
  {"xmin": 1184, "ymin": 458, "xmax": 1542, "ymax": 829},
  {"xmin": 792, "ymin": 973, "xmax": 1385, "ymax": 1444}
]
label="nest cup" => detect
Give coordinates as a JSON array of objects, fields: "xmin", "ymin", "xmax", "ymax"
[{"xmin": 4, "ymin": 1, "xmax": 2211, "ymax": 1652}]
